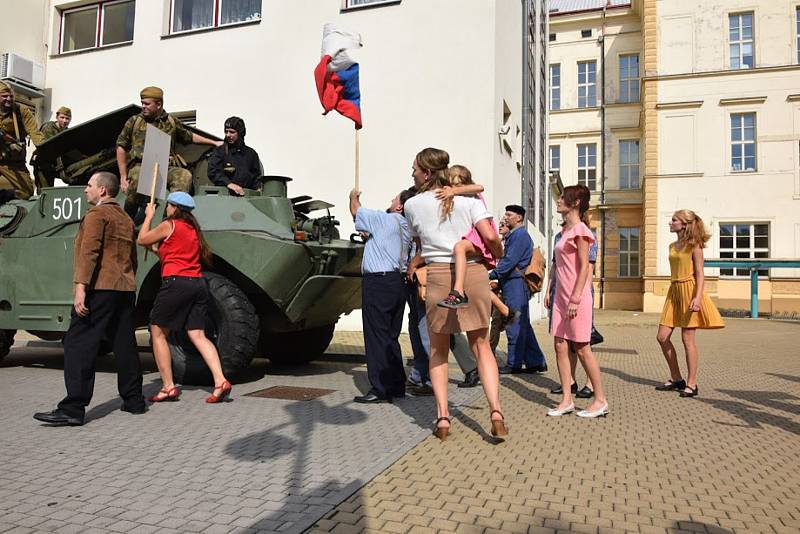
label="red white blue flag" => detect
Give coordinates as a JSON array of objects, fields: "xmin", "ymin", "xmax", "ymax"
[{"xmin": 314, "ymin": 23, "xmax": 363, "ymax": 130}]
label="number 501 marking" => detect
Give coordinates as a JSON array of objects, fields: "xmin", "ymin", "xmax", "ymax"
[{"xmin": 52, "ymin": 198, "xmax": 81, "ymax": 220}]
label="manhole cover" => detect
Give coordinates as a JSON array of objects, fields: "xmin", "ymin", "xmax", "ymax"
[{"xmin": 245, "ymin": 385, "xmax": 335, "ymax": 401}]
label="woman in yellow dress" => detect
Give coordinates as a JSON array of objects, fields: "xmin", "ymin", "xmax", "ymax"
[{"xmin": 656, "ymin": 209, "xmax": 724, "ymax": 397}]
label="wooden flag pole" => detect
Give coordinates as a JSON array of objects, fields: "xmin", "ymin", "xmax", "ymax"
[
  {"xmin": 144, "ymin": 162, "xmax": 159, "ymax": 261},
  {"xmin": 354, "ymin": 129, "xmax": 360, "ymax": 191}
]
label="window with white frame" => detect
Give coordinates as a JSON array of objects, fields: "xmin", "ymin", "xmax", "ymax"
[
  {"xmin": 343, "ymin": 0, "xmax": 399, "ymax": 8},
  {"xmin": 730, "ymin": 113, "xmax": 756, "ymax": 172},
  {"xmin": 796, "ymin": 7, "xmax": 800, "ymax": 63},
  {"xmin": 171, "ymin": 0, "xmax": 261, "ymax": 34},
  {"xmin": 619, "ymin": 139, "xmax": 639, "ymax": 189},
  {"xmin": 578, "ymin": 61, "xmax": 597, "ymax": 108},
  {"xmin": 619, "ymin": 54, "xmax": 639, "ymax": 103},
  {"xmin": 618, "ymin": 227, "xmax": 640, "ymax": 277},
  {"xmin": 729, "ymin": 12, "xmax": 754, "ymax": 69},
  {"xmin": 549, "ymin": 64, "xmax": 561, "ymax": 110},
  {"xmin": 719, "ymin": 223, "xmax": 769, "ymax": 277},
  {"xmin": 549, "ymin": 145, "xmax": 560, "ymax": 174},
  {"xmin": 577, "ymin": 143, "xmax": 597, "ymax": 190},
  {"xmin": 60, "ymin": 0, "xmax": 135, "ymax": 53}
]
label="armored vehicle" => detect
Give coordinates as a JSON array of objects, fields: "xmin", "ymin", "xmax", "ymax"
[{"xmin": 0, "ymin": 105, "xmax": 364, "ymax": 384}]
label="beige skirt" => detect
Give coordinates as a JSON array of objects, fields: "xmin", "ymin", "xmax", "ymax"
[{"xmin": 425, "ymin": 262, "xmax": 492, "ymax": 334}]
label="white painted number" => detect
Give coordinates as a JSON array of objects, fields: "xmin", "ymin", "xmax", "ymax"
[{"xmin": 52, "ymin": 198, "xmax": 82, "ymax": 220}]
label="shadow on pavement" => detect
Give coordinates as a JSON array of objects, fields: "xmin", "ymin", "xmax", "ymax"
[
  {"xmin": 698, "ymin": 396, "xmax": 800, "ymax": 435},
  {"xmin": 765, "ymin": 372, "xmax": 800, "ymax": 384},
  {"xmin": 601, "ymin": 366, "xmax": 662, "ymax": 387},
  {"xmin": 671, "ymin": 520, "xmax": 734, "ymax": 533},
  {"xmin": 717, "ymin": 389, "xmax": 799, "ymax": 416},
  {"xmin": 224, "ymin": 398, "xmax": 369, "ymax": 533}
]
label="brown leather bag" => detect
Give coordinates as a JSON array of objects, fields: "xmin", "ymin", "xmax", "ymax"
[
  {"xmin": 515, "ymin": 246, "xmax": 546, "ymax": 294},
  {"xmin": 413, "ymin": 266, "xmax": 428, "ymax": 302}
]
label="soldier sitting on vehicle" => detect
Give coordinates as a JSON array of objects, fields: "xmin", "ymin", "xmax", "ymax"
[
  {"xmin": 40, "ymin": 106, "xmax": 72, "ymax": 140},
  {"xmin": 1, "ymin": 80, "xmax": 45, "ymax": 199},
  {"xmin": 116, "ymin": 86, "xmax": 221, "ymax": 219},
  {"xmin": 207, "ymin": 116, "xmax": 262, "ymax": 196}
]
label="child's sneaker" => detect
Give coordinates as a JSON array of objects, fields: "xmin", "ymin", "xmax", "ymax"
[{"xmin": 438, "ymin": 290, "xmax": 469, "ymax": 309}]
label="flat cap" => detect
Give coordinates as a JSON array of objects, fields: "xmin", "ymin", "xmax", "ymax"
[
  {"xmin": 505, "ymin": 204, "xmax": 526, "ymax": 217},
  {"xmin": 140, "ymin": 86, "xmax": 164, "ymax": 100},
  {"xmin": 56, "ymin": 106, "xmax": 72, "ymax": 117}
]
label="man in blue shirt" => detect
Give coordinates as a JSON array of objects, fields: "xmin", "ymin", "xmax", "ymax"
[
  {"xmin": 490, "ymin": 204, "xmax": 547, "ymax": 374},
  {"xmin": 349, "ymin": 188, "xmax": 414, "ymax": 403}
]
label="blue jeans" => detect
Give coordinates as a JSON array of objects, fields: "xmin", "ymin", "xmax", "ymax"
[
  {"xmin": 406, "ymin": 284, "xmax": 430, "ymax": 383},
  {"xmin": 502, "ymin": 277, "xmax": 546, "ymax": 369}
]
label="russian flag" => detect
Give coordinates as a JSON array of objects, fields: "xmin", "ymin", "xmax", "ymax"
[{"xmin": 314, "ymin": 24, "xmax": 363, "ymax": 130}]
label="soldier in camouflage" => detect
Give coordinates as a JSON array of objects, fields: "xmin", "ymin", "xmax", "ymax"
[
  {"xmin": 0, "ymin": 80, "xmax": 44, "ymax": 199},
  {"xmin": 40, "ymin": 106, "xmax": 72, "ymax": 140},
  {"xmin": 116, "ymin": 86, "xmax": 220, "ymax": 217}
]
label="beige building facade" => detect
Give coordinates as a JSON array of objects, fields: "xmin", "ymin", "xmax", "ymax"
[{"xmin": 550, "ymin": 0, "xmax": 800, "ymax": 317}]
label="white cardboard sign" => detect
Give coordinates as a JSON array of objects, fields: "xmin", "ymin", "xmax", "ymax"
[{"xmin": 137, "ymin": 124, "xmax": 171, "ymax": 201}]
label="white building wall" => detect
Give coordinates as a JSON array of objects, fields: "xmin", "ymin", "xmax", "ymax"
[{"xmin": 36, "ymin": 0, "xmax": 539, "ymax": 330}]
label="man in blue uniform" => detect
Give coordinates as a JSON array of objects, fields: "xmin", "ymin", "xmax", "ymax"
[{"xmin": 490, "ymin": 205, "xmax": 547, "ymax": 374}]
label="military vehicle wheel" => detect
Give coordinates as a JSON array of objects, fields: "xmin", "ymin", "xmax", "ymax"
[
  {"xmin": 262, "ymin": 324, "xmax": 336, "ymax": 366},
  {"xmin": 0, "ymin": 329, "xmax": 16, "ymax": 360},
  {"xmin": 168, "ymin": 273, "xmax": 259, "ymax": 385}
]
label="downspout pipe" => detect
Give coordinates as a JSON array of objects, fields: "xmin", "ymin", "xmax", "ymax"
[{"xmin": 599, "ymin": 2, "xmax": 607, "ymax": 309}]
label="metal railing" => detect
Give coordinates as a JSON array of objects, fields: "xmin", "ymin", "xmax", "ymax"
[{"xmin": 703, "ymin": 259, "xmax": 800, "ymax": 318}]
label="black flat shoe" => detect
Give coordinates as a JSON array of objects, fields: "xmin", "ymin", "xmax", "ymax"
[
  {"xmin": 575, "ymin": 386, "xmax": 594, "ymax": 399},
  {"xmin": 655, "ymin": 379, "xmax": 686, "ymax": 391},
  {"xmin": 679, "ymin": 386, "xmax": 699, "ymax": 398},
  {"xmin": 498, "ymin": 365, "xmax": 523, "ymax": 375},
  {"xmin": 457, "ymin": 369, "xmax": 480, "ymax": 388},
  {"xmin": 525, "ymin": 364, "xmax": 548, "ymax": 374},
  {"xmin": 121, "ymin": 404, "xmax": 148, "ymax": 415},
  {"xmin": 550, "ymin": 382, "xmax": 578, "ymax": 395},
  {"xmin": 354, "ymin": 391, "xmax": 392, "ymax": 404},
  {"xmin": 33, "ymin": 409, "xmax": 83, "ymax": 426}
]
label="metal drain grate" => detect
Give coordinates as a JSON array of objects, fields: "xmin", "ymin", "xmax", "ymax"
[{"xmin": 245, "ymin": 385, "xmax": 335, "ymax": 401}]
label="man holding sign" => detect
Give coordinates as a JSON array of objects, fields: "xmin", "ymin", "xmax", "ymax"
[{"xmin": 116, "ymin": 86, "xmax": 220, "ymax": 218}]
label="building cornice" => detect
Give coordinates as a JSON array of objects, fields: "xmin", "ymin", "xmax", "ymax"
[
  {"xmin": 549, "ymin": 130, "xmax": 602, "ymax": 139},
  {"xmin": 642, "ymin": 64, "xmax": 800, "ymax": 82},
  {"xmin": 786, "ymin": 94, "xmax": 800, "ymax": 102},
  {"xmin": 550, "ymin": 106, "xmax": 601, "ymax": 115},
  {"xmin": 644, "ymin": 172, "xmax": 704, "ymax": 179},
  {"xmin": 655, "ymin": 101, "xmax": 703, "ymax": 110},
  {"xmin": 719, "ymin": 96, "xmax": 767, "ymax": 106},
  {"xmin": 609, "ymin": 126, "xmax": 641, "ymax": 134},
  {"xmin": 549, "ymin": 5, "xmax": 633, "ymax": 22}
]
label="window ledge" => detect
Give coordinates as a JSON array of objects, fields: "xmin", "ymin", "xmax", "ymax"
[
  {"xmin": 550, "ymin": 106, "xmax": 601, "ymax": 114},
  {"xmin": 719, "ymin": 96, "xmax": 766, "ymax": 106},
  {"xmin": 50, "ymin": 40, "xmax": 133, "ymax": 59},
  {"xmin": 341, "ymin": 0, "xmax": 401, "ymax": 11},
  {"xmin": 731, "ymin": 169, "xmax": 758, "ymax": 174},
  {"xmin": 162, "ymin": 18, "xmax": 261, "ymax": 40}
]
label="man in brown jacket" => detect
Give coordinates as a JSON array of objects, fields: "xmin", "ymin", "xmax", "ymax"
[{"xmin": 34, "ymin": 172, "xmax": 145, "ymax": 426}]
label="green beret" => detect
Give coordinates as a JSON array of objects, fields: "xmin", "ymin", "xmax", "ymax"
[
  {"xmin": 0, "ymin": 80, "xmax": 12, "ymax": 94},
  {"xmin": 140, "ymin": 86, "xmax": 164, "ymax": 101},
  {"xmin": 56, "ymin": 106, "xmax": 72, "ymax": 117}
]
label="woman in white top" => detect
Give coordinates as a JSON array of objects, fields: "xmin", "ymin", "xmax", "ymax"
[{"xmin": 405, "ymin": 148, "xmax": 506, "ymax": 441}]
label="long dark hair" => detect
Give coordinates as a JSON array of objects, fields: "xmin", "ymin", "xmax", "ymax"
[
  {"xmin": 168, "ymin": 208, "xmax": 213, "ymax": 267},
  {"xmin": 562, "ymin": 184, "xmax": 591, "ymax": 226}
]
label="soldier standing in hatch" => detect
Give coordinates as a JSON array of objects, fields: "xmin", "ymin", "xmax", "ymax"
[
  {"xmin": 0, "ymin": 80, "xmax": 44, "ymax": 199},
  {"xmin": 40, "ymin": 106, "xmax": 72, "ymax": 140},
  {"xmin": 116, "ymin": 86, "xmax": 221, "ymax": 218},
  {"xmin": 207, "ymin": 116, "xmax": 262, "ymax": 196}
]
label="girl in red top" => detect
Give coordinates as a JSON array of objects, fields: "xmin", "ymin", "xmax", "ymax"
[{"xmin": 137, "ymin": 192, "xmax": 231, "ymax": 404}]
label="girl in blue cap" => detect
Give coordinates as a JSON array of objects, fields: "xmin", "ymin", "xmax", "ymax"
[{"xmin": 137, "ymin": 192, "xmax": 232, "ymax": 404}]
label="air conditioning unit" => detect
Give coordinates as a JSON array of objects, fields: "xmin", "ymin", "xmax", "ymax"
[{"xmin": 0, "ymin": 52, "xmax": 45, "ymax": 90}]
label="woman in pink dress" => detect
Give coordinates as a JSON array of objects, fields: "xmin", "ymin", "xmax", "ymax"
[{"xmin": 548, "ymin": 185, "xmax": 608, "ymax": 418}]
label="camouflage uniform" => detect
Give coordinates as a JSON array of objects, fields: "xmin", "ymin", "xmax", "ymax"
[
  {"xmin": 40, "ymin": 121, "xmax": 65, "ymax": 140},
  {"xmin": 0, "ymin": 104, "xmax": 43, "ymax": 200},
  {"xmin": 116, "ymin": 110, "xmax": 193, "ymax": 204}
]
